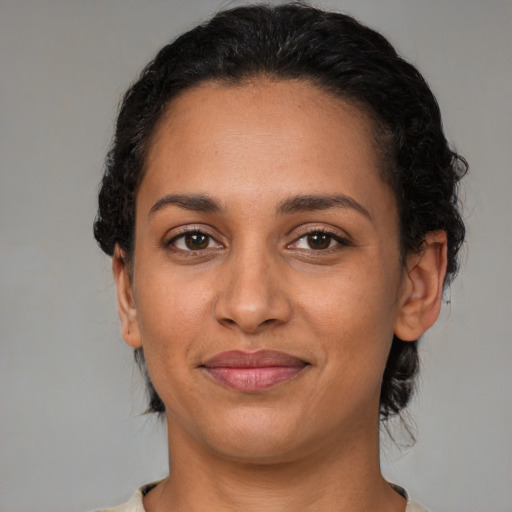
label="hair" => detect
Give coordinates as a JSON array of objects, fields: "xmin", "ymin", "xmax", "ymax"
[{"xmin": 94, "ymin": 2, "xmax": 466, "ymax": 420}]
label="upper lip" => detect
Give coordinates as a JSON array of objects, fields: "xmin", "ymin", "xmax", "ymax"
[{"xmin": 202, "ymin": 350, "xmax": 307, "ymax": 368}]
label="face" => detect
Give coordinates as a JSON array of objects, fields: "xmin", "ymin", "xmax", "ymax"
[{"xmin": 118, "ymin": 80, "xmax": 415, "ymax": 463}]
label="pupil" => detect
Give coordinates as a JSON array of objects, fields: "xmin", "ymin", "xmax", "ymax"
[
  {"xmin": 185, "ymin": 233, "xmax": 208, "ymax": 250},
  {"xmin": 308, "ymin": 232, "xmax": 330, "ymax": 250}
]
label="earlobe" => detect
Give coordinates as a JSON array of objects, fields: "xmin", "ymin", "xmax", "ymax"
[
  {"xmin": 394, "ymin": 230, "xmax": 448, "ymax": 342},
  {"xmin": 112, "ymin": 244, "xmax": 142, "ymax": 348}
]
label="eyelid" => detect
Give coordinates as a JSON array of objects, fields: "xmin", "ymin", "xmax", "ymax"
[
  {"xmin": 164, "ymin": 225, "xmax": 224, "ymax": 251},
  {"xmin": 162, "ymin": 223, "xmax": 352, "ymax": 254},
  {"xmin": 287, "ymin": 225, "xmax": 353, "ymax": 249}
]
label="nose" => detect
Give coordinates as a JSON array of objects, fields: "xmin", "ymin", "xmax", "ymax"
[{"xmin": 213, "ymin": 245, "xmax": 293, "ymax": 334}]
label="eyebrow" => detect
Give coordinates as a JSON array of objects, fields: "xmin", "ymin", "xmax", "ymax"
[
  {"xmin": 148, "ymin": 192, "xmax": 371, "ymax": 219},
  {"xmin": 277, "ymin": 194, "xmax": 371, "ymax": 219},
  {"xmin": 148, "ymin": 194, "xmax": 221, "ymax": 216}
]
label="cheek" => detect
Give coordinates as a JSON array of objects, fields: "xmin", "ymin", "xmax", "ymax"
[
  {"xmin": 296, "ymin": 258, "xmax": 401, "ymax": 367},
  {"xmin": 304, "ymin": 261, "xmax": 399, "ymax": 328},
  {"xmin": 132, "ymin": 275, "xmax": 215, "ymax": 416},
  {"xmin": 133, "ymin": 268, "xmax": 214, "ymax": 368}
]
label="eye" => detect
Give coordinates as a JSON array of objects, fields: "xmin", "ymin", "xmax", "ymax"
[
  {"xmin": 290, "ymin": 230, "xmax": 348, "ymax": 251},
  {"xmin": 168, "ymin": 230, "xmax": 222, "ymax": 251}
]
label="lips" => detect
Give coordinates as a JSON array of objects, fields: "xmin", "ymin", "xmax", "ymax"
[{"xmin": 201, "ymin": 350, "xmax": 308, "ymax": 392}]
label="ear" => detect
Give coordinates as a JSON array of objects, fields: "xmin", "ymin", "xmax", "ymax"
[
  {"xmin": 394, "ymin": 230, "xmax": 448, "ymax": 342},
  {"xmin": 112, "ymin": 244, "xmax": 142, "ymax": 348}
]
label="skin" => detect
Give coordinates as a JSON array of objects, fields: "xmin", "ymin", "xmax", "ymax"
[{"xmin": 113, "ymin": 80, "xmax": 447, "ymax": 512}]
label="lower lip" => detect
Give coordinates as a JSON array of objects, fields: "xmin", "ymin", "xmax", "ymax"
[{"xmin": 203, "ymin": 366, "xmax": 306, "ymax": 392}]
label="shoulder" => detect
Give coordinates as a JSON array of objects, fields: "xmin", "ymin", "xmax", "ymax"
[
  {"xmin": 94, "ymin": 488, "xmax": 143, "ymax": 512},
  {"xmin": 391, "ymin": 483, "xmax": 430, "ymax": 512},
  {"xmin": 406, "ymin": 501, "xmax": 430, "ymax": 512},
  {"xmin": 94, "ymin": 482, "xmax": 160, "ymax": 512}
]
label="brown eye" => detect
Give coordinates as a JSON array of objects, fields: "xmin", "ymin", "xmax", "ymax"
[
  {"xmin": 184, "ymin": 233, "xmax": 209, "ymax": 250},
  {"xmin": 169, "ymin": 230, "xmax": 222, "ymax": 252},
  {"xmin": 289, "ymin": 230, "xmax": 349, "ymax": 252},
  {"xmin": 306, "ymin": 232, "xmax": 333, "ymax": 250}
]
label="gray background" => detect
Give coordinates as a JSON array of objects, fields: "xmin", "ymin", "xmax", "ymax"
[{"xmin": 1, "ymin": 1, "xmax": 511, "ymax": 511}]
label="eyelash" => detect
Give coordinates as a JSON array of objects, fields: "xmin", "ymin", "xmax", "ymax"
[
  {"xmin": 165, "ymin": 229, "xmax": 222, "ymax": 254},
  {"xmin": 164, "ymin": 227, "xmax": 351, "ymax": 254},
  {"xmin": 288, "ymin": 228, "xmax": 351, "ymax": 251}
]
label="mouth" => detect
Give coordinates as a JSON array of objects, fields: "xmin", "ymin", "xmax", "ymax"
[{"xmin": 201, "ymin": 350, "xmax": 309, "ymax": 393}]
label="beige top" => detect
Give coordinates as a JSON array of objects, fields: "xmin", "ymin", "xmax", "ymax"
[{"xmin": 97, "ymin": 482, "xmax": 429, "ymax": 512}]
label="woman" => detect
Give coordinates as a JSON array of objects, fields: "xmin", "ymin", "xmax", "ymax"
[{"xmin": 93, "ymin": 3, "xmax": 466, "ymax": 511}]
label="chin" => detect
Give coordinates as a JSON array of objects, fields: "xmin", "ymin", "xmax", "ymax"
[
  {"xmin": 211, "ymin": 435, "xmax": 307, "ymax": 465},
  {"xmin": 196, "ymin": 409, "xmax": 314, "ymax": 464}
]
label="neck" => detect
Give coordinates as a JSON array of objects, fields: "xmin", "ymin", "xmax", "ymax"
[{"xmin": 143, "ymin": 416, "xmax": 406, "ymax": 512}]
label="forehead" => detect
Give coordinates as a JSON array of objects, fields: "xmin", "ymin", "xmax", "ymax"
[
  {"xmin": 141, "ymin": 79, "xmax": 394, "ymax": 218},
  {"xmin": 149, "ymin": 79, "xmax": 379, "ymax": 163}
]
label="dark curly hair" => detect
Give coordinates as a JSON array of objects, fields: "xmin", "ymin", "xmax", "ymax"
[{"xmin": 94, "ymin": 2, "xmax": 466, "ymax": 420}]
